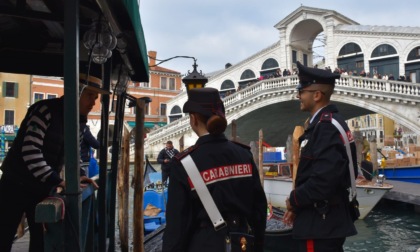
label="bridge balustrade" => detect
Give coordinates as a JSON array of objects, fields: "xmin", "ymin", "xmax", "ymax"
[
  {"xmin": 337, "ymin": 76, "xmax": 420, "ymax": 97},
  {"xmin": 146, "ymin": 75, "xmax": 420, "ymax": 147}
]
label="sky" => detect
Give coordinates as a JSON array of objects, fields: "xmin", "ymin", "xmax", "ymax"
[{"xmin": 139, "ymin": 0, "xmax": 420, "ymax": 76}]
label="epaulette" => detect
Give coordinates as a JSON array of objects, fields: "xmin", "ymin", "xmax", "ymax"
[
  {"xmin": 231, "ymin": 140, "xmax": 251, "ymax": 150},
  {"xmin": 319, "ymin": 112, "xmax": 332, "ymax": 123},
  {"xmin": 174, "ymin": 145, "xmax": 199, "ymax": 160}
]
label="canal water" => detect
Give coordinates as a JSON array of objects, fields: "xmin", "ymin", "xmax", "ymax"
[
  {"xmin": 116, "ymin": 165, "xmax": 420, "ymax": 252},
  {"xmin": 344, "ymin": 200, "xmax": 420, "ymax": 252}
]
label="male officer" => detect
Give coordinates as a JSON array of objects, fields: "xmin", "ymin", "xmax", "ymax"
[
  {"xmin": 162, "ymin": 88, "xmax": 267, "ymax": 252},
  {"xmin": 284, "ymin": 62, "xmax": 357, "ymax": 252}
]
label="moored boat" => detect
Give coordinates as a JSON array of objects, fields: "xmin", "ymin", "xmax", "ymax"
[
  {"xmin": 378, "ymin": 165, "xmax": 420, "ymax": 184},
  {"xmin": 264, "ymin": 175, "xmax": 393, "ymax": 219}
]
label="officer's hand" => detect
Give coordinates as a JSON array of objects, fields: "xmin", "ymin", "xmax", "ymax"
[
  {"xmin": 283, "ymin": 210, "xmax": 295, "ymax": 226},
  {"xmin": 286, "ymin": 197, "xmax": 293, "ymax": 212},
  {"xmin": 80, "ymin": 176, "xmax": 99, "ymax": 189}
]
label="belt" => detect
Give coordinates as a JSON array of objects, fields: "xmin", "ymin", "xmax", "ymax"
[{"xmin": 198, "ymin": 215, "xmax": 247, "ymax": 230}]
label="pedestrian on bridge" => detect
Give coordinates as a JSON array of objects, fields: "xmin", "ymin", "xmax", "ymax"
[{"xmin": 284, "ymin": 62, "xmax": 358, "ymax": 252}]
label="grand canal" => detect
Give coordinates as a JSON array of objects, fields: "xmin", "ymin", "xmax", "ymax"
[
  {"xmin": 116, "ymin": 164, "xmax": 420, "ymax": 252},
  {"xmin": 344, "ymin": 200, "xmax": 420, "ymax": 252}
]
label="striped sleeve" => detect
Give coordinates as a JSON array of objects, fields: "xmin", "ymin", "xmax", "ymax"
[{"xmin": 21, "ymin": 104, "xmax": 62, "ymax": 185}]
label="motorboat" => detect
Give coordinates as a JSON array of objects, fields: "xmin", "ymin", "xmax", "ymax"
[{"xmin": 264, "ymin": 172, "xmax": 393, "ymax": 219}]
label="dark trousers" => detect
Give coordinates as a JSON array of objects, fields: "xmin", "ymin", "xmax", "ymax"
[
  {"xmin": 297, "ymin": 237, "xmax": 345, "ymax": 252},
  {"xmin": 0, "ymin": 176, "xmax": 49, "ymax": 252},
  {"xmin": 161, "ymin": 165, "xmax": 170, "ymax": 184}
]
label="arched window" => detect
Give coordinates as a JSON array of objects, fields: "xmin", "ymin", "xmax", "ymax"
[
  {"xmin": 261, "ymin": 58, "xmax": 280, "ymax": 77},
  {"xmin": 240, "ymin": 69, "xmax": 256, "ymax": 80},
  {"xmin": 407, "ymin": 46, "xmax": 420, "ymax": 61},
  {"xmin": 261, "ymin": 58, "xmax": 279, "ymax": 70},
  {"xmin": 371, "ymin": 44, "xmax": 397, "ymax": 58},
  {"xmin": 169, "ymin": 105, "xmax": 182, "ymax": 123},
  {"xmin": 170, "ymin": 106, "xmax": 181, "ymax": 114},
  {"xmin": 238, "ymin": 69, "xmax": 257, "ymax": 90},
  {"xmin": 220, "ymin": 80, "xmax": 236, "ymax": 98},
  {"xmin": 338, "ymin": 43, "xmax": 362, "ymax": 56}
]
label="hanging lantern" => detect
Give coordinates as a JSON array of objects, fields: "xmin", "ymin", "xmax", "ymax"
[
  {"xmin": 83, "ymin": 19, "xmax": 117, "ymax": 64},
  {"xmin": 182, "ymin": 59, "xmax": 208, "ymax": 92}
]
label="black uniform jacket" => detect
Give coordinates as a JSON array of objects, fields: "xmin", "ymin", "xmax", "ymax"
[
  {"xmin": 162, "ymin": 134, "xmax": 267, "ymax": 252},
  {"xmin": 289, "ymin": 104, "xmax": 357, "ymax": 239}
]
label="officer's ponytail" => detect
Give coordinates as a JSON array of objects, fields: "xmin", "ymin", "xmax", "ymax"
[{"xmin": 206, "ymin": 115, "xmax": 227, "ymax": 135}]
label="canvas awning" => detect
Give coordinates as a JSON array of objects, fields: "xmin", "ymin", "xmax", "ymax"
[{"xmin": 128, "ymin": 121, "xmax": 167, "ymax": 129}]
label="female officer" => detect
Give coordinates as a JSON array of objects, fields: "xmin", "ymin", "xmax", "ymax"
[{"xmin": 162, "ymin": 87, "xmax": 267, "ymax": 252}]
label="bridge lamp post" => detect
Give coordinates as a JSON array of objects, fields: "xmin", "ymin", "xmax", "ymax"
[{"xmin": 182, "ymin": 59, "xmax": 208, "ymax": 92}]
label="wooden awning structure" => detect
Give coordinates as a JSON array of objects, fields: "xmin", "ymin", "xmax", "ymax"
[
  {"xmin": 0, "ymin": 1, "xmax": 150, "ymax": 251},
  {"xmin": 0, "ymin": 0, "xmax": 149, "ymax": 82}
]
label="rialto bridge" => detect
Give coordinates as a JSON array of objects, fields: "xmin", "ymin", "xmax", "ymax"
[
  {"xmin": 145, "ymin": 75, "xmax": 420, "ymax": 156},
  {"xmin": 144, "ymin": 5, "xmax": 420, "ymax": 155}
]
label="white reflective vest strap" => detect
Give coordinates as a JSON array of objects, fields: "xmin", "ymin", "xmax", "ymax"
[
  {"xmin": 180, "ymin": 154, "xmax": 226, "ymax": 230},
  {"xmin": 331, "ymin": 118, "xmax": 357, "ymax": 200}
]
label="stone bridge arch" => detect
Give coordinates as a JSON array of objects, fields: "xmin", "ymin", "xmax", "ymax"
[{"xmin": 147, "ymin": 76, "xmax": 420, "ymax": 154}]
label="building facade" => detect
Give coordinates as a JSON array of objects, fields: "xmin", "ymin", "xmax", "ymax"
[
  {"xmin": 0, "ymin": 50, "xmax": 183, "ymax": 146},
  {"xmin": 122, "ymin": 51, "xmax": 182, "ymax": 134},
  {"xmin": 0, "ymin": 73, "xmax": 31, "ymax": 155}
]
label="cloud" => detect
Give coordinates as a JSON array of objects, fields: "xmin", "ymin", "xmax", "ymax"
[{"xmin": 140, "ymin": 0, "xmax": 420, "ymax": 75}]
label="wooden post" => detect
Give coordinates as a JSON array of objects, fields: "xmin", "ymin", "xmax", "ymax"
[
  {"xmin": 285, "ymin": 135, "xmax": 292, "ymax": 164},
  {"xmin": 179, "ymin": 135, "xmax": 184, "ymax": 152},
  {"xmin": 232, "ymin": 119, "xmax": 237, "ymax": 142},
  {"xmin": 118, "ymin": 127, "xmax": 131, "ymax": 252},
  {"xmin": 292, "ymin": 126, "xmax": 304, "ymax": 188},
  {"xmin": 250, "ymin": 141, "xmax": 258, "ymax": 166},
  {"xmin": 370, "ymin": 140, "xmax": 378, "ymax": 173},
  {"xmin": 258, "ymin": 129, "xmax": 264, "ymax": 187},
  {"xmin": 133, "ymin": 98, "xmax": 146, "ymax": 252},
  {"xmin": 353, "ymin": 130, "xmax": 363, "ymax": 167}
]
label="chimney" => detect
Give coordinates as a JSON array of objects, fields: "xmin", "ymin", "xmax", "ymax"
[{"xmin": 148, "ymin": 51, "xmax": 157, "ymax": 68}]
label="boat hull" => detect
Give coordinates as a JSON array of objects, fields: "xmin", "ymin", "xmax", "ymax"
[
  {"xmin": 264, "ymin": 176, "xmax": 393, "ymax": 219},
  {"xmin": 378, "ymin": 165, "xmax": 420, "ymax": 184}
]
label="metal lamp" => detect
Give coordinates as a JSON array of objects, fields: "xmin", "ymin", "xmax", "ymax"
[
  {"xmin": 83, "ymin": 19, "xmax": 117, "ymax": 64},
  {"xmin": 182, "ymin": 59, "xmax": 208, "ymax": 91},
  {"xmin": 113, "ymin": 66, "xmax": 130, "ymax": 95}
]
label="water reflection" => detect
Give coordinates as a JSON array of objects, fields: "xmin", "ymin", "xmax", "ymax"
[
  {"xmin": 120, "ymin": 164, "xmax": 420, "ymax": 252},
  {"xmin": 345, "ymin": 200, "xmax": 420, "ymax": 252}
]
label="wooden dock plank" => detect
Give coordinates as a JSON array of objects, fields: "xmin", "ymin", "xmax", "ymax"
[
  {"xmin": 383, "ymin": 180, "xmax": 420, "ymax": 205},
  {"xmin": 11, "ymin": 232, "xmax": 29, "ymax": 252}
]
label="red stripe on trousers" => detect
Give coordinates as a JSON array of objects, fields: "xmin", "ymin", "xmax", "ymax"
[{"xmin": 306, "ymin": 240, "xmax": 314, "ymax": 252}]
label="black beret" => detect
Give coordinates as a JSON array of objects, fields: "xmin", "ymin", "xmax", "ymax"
[
  {"xmin": 183, "ymin": 88, "xmax": 225, "ymax": 118},
  {"xmin": 296, "ymin": 61, "xmax": 340, "ymax": 89}
]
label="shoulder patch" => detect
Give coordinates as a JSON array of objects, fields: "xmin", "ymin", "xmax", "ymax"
[
  {"xmin": 231, "ymin": 140, "xmax": 251, "ymax": 150},
  {"xmin": 175, "ymin": 145, "xmax": 198, "ymax": 160},
  {"xmin": 319, "ymin": 112, "xmax": 332, "ymax": 123}
]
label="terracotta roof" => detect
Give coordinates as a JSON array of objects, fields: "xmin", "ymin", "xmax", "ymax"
[{"xmin": 150, "ymin": 65, "xmax": 181, "ymax": 74}]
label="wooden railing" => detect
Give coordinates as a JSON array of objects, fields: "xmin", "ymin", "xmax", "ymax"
[{"xmin": 35, "ymin": 176, "xmax": 99, "ymax": 252}]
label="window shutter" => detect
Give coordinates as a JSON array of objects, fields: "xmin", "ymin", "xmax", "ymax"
[
  {"xmin": 14, "ymin": 82, "xmax": 18, "ymax": 98},
  {"xmin": 2, "ymin": 82, "xmax": 5, "ymax": 97}
]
